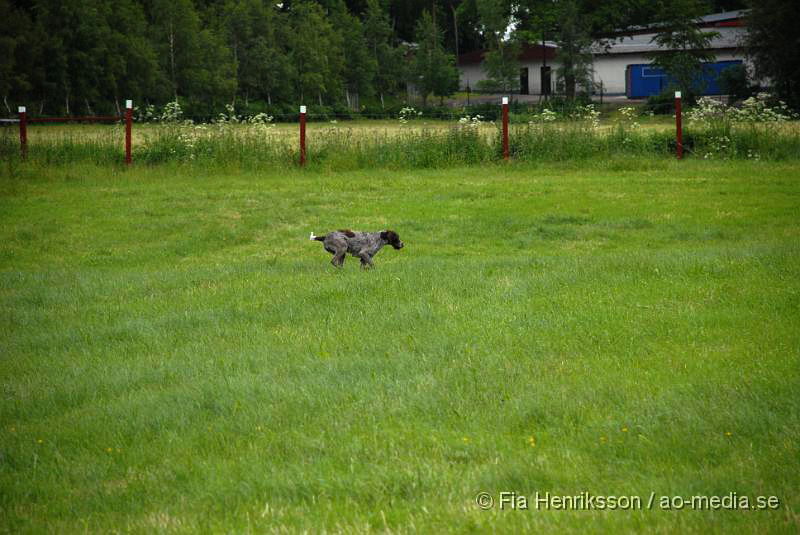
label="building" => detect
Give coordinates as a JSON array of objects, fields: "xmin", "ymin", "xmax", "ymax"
[
  {"xmin": 458, "ymin": 43, "xmax": 558, "ymax": 96},
  {"xmin": 456, "ymin": 10, "xmax": 749, "ymax": 99},
  {"xmin": 593, "ymin": 10, "xmax": 748, "ymax": 97}
]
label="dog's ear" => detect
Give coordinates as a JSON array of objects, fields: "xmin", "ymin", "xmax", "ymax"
[{"xmin": 380, "ymin": 231, "xmax": 388, "ymax": 240}]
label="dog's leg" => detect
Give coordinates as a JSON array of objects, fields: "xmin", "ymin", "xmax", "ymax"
[
  {"xmin": 323, "ymin": 235, "xmax": 348, "ymax": 268},
  {"xmin": 332, "ymin": 250, "xmax": 346, "ymax": 267},
  {"xmin": 358, "ymin": 251, "xmax": 374, "ymax": 269}
]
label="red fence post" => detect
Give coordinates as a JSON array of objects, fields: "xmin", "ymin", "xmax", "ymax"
[
  {"xmin": 18, "ymin": 106, "xmax": 27, "ymax": 161},
  {"xmin": 502, "ymin": 96, "xmax": 509, "ymax": 161},
  {"xmin": 299, "ymin": 105, "xmax": 306, "ymax": 167},
  {"xmin": 675, "ymin": 91, "xmax": 683, "ymax": 160},
  {"xmin": 125, "ymin": 99, "xmax": 132, "ymax": 166}
]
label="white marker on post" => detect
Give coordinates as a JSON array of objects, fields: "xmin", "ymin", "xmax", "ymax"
[
  {"xmin": 19, "ymin": 106, "xmax": 26, "ymax": 113},
  {"xmin": 126, "ymin": 99, "xmax": 133, "ymax": 109},
  {"xmin": 501, "ymin": 97, "xmax": 510, "ymax": 160},
  {"xmin": 299, "ymin": 105, "xmax": 307, "ymax": 166},
  {"xmin": 675, "ymin": 91, "xmax": 683, "ymax": 159}
]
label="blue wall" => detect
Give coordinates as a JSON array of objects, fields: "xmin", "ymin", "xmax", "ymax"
[{"xmin": 626, "ymin": 60, "xmax": 743, "ymax": 98}]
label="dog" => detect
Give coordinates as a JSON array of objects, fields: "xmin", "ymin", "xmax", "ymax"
[{"xmin": 310, "ymin": 229, "xmax": 404, "ymax": 268}]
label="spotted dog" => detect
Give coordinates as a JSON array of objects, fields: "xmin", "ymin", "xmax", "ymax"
[{"xmin": 310, "ymin": 229, "xmax": 404, "ymax": 268}]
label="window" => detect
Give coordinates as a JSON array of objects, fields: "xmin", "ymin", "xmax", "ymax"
[{"xmin": 642, "ymin": 66, "xmax": 665, "ymax": 78}]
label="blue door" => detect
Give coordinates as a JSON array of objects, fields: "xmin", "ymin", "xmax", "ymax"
[
  {"xmin": 626, "ymin": 64, "xmax": 667, "ymax": 98},
  {"xmin": 626, "ymin": 60, "xmax": 743, "ymax": 98},
  {"xmin": 699, "ymin": 61, "xmax": 743, "ymax": 95}
]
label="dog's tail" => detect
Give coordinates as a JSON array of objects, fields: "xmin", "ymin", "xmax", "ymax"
[{"xmin": 309, "ymin": 232, "xmax": 326, "ymax": 241}]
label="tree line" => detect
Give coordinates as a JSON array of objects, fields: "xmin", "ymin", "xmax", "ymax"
[
  {"xmin": 2, "ymin": 0, "xmax": 796, "ymax": 117},
  {"xmin": 2, "ymin": 0, "xmax": 464, "ymax": 116}
]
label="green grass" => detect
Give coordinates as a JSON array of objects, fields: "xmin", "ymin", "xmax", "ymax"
[
  {"xmin": 4, "ymin": 120, "xmax": 799, "ymax": 171},
  {"xmin": 1, "ymin": 159, "xmax": 799, "ymax": 533}
]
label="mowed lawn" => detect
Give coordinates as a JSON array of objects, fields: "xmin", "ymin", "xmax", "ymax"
[{"xmin": 1, "ymin": 159, "xmax": 798, "ymax": 534}]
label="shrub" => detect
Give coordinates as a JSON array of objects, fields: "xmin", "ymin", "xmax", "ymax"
[
  {"xmin": 540, "ymin": 95, "xmax": 593, "ymax": 114},
  {"xmin": 475, "ymin": 79, "xmax": 505, "ymax": 93},
  {"xmin": 719, "ymin": 65, "xmax": 756, "ymax": 103},
  {"xmin": 644, "ymin": 91, "xmax": 677, "ymax": 115}
]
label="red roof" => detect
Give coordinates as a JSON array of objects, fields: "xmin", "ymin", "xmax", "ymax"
[
  {"xmin": 458, "ymin": 44, "xmax": 557, "ymax": 65},
  {"xmin": 702, "ymin": 19, "xmax": 744, "ymax": 27}
]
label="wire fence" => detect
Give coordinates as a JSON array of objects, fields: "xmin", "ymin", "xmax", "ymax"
[{"xmin": 5, "ymin": 95, "xmax": 799, "ymax": 168}]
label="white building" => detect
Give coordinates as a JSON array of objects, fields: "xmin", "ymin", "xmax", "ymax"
[
  {"xmin": 456, "ymin": 10, "xmax": 749, "ymax": 98},
  {"xmin": 458, "ymin": 43, "xmax": 559, "ymax": 96}
]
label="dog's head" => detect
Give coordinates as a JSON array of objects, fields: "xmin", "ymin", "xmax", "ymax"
[{"xmin": 381, "ymin": 230, "xmax": 404, "ymax": 249}]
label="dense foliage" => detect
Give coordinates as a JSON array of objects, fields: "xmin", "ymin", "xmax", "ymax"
[
  {"xmin": 647, "ymin": 0, "xmax": 720, "ymax": 100},
  {"xmin": 0, "ymin": 0, "xmax": 432, "ymax": 116},
  {"xmin": 1, "ymin": 0, "xmax": 792, "ymax": 118},
  {"xmin": 745, "ymin": 0, "xmax": 800, "ymax": 111}
]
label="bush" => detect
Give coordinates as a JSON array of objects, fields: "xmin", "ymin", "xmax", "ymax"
[
  {"xmin": 361, "ymin": 102, "xmax": 408, "ymax": 119},
  {"xmin": 644, "ymin": 91, "xmax": 678, "ymax": 115},
  {"xmin": 535, "ymin": 95, "xmax": 592, "ymax": 114},
  {"xmin": 475, "ymin": 79, "xmax": 505, "ymax": 93},
  {"xmin": 719, "ymin": 65, "xmax": 756, "ymax": 103}
]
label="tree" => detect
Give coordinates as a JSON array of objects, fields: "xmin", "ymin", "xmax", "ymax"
[
  {"xmin": 146, "ymin": 0, "xmax": 202, "ymax": 102},
  {"xmin": 190, "ymin": 28, "xmax": 238, "ymax": 112},
  {"xmin": 97, "ymin": 0, "xmax": 158, "ymax": 113},
  {"xmin": 515, "ymin": 0, "xmax": 668, "ymax": 100},
  {"xmin": 10, "ymin": 0, "xmax": 749, "ymax": 114},
  {"xmin": 247, "ymin": 27, "xmax": 295, "ymax": 106},
  {"xmin": 647, "ymin": 0, "xmax": 719, "ymax": 100},
  {"xmin": 387, "ymin": 0, "xmax": 436, "ymax": 42},
  {"xmin": 445, "ymin": 0, "xmax": 488, "ymax": 59},
  {"xmin": 364, "ymin": 0, "xmax": 405, "ymax": 107},
  {"xmin": 330, "ymin": 0, "xmax": 377, "ymax": 108},
  {"xmin": 288, "ymin": 1, "xmax": 345, "ymax": 105},
  {"xmin": 553, "ymin": 0, "xmax": 594, "ymax": 99},
  {"xmin": 476, "ymin": 0, "xmax": 520, "ymax": 92},
  {"xmin": 223, "ymin": 0, "xmax": 267, "ymax": 105},
  {"xmin": 222, "ymin": 0, "xmax": 292, "ymax": 106},
  {"xmin": 718, "ymin": 63, "xmax": 755, "ymax": 102},
  {"xmin": 145, "ymin": 0, "xmax": 235, "ymax": 109},
  {"xmin": 0, "ymin": 0, "xmax": 32, "ymax": 113},
  {"xmin": 413, "ymin": 10, "xmax": 460, "ymax": 105},
  {"xmin": 745, "ymin": 0, "xmax": 800, "ymax": 110},
  {"xmin": 515, "ymin": 0, "xmax": 595, "ymax": 99},
  {"xmin": 2, "ymin": 0, "xmax": 158, "ymax": 116},
  {"xmin": 22, "ymin": 0, "xmax": 102, "ymax": 115}
]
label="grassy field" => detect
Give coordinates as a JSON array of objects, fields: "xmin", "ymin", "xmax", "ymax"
[
  {"xmin": 5, "ymin": 119, "xmax": 799, "ymax": 172},
  {"xmin": 9, "ymin": 115, "xmax": 796, "ymax": 142},
  {"xmin": 1, "ymin": 158, "xmax": 799, "ymax": 533}
]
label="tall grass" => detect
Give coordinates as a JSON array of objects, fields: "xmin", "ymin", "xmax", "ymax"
[
  {"xmin": 685, "ymin": 122, "xmax": 800, "ymax": 160},
  {"xmin": 1, "ymin": 126, "xmax": 126, "ymax": 166},
  {"xmin": 509, "ymin": 123, "xmax": 678, "ymax": 160},
  {"xmin": 2, "ymin": 119, "xmax": 799, "ymax": 171}
]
